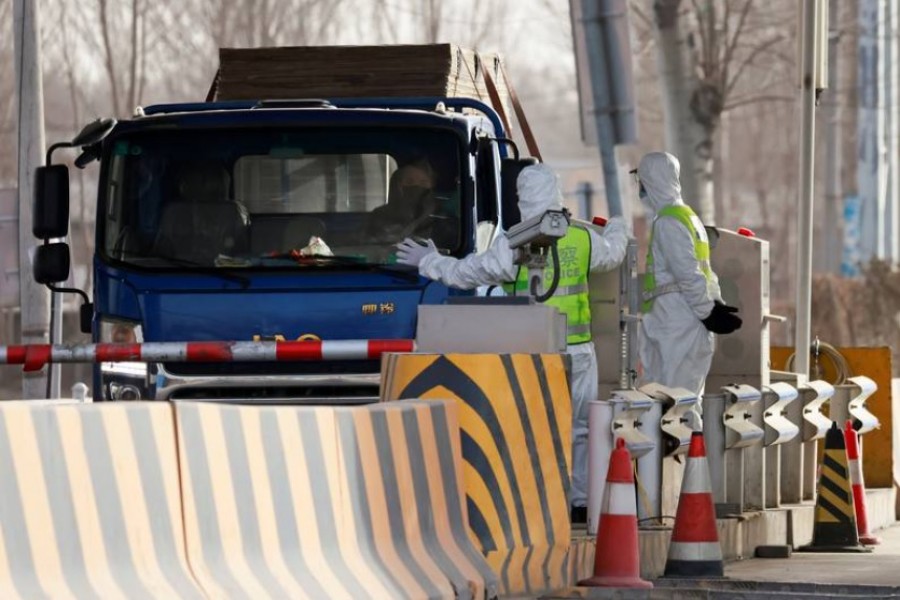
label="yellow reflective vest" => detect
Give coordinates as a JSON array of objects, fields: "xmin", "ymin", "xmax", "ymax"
[
  {"xmin": 503, "ymin": 225, "xmax": 592, "ymax": 344},
  {"xmin": 642, "ymin": 204, "xmax": 712, "ymax": 312}
]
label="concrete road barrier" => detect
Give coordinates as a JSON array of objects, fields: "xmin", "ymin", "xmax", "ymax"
[
  {"xmin": 0, "ymin": 402, "xmax": 205, "ymax": 599},
  {"xmin": 336, "ymin": 400, "xmax": 498, "ymax": 599},
  {"xmin": 176, "ymin": 399, "xmax": 495, "ymax": 599}
]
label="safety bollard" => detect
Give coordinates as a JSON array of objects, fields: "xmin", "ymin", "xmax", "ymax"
[
  {"xmin": 761, "ymin": 382, "xmax": 800, "ymax": 508},
  {"xmin": 844, "ymin": 420, "xmax": 881, "ymax": 545},
  {"xmin": 71, "ymin": 382, "xmax": 90, "ymax": 403}
]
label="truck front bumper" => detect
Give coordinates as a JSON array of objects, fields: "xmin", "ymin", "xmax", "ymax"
[{"xmin": 153, "ymin": 364, "xmax": 382, "ymax": 404}]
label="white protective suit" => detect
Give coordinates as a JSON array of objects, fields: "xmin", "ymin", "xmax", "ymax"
[
  {"xmin": 415, "ymin": 164, "xmax": 628, "ymax": 508},
  {"xmin": 637, "ymin": 152, "xmax": 722, "ymax": 396}
]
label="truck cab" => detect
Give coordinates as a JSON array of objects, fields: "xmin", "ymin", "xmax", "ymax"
[{"xmin": 89, "ymin": 97, "xmax": 512, "ymax": 402}]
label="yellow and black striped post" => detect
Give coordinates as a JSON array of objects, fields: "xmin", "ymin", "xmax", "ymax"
[
  {"xmin": 798, "ymin": 421, "xmax": 872, "ymax": 553},
  {"xmin": 381, "ymin": 352, "xmax": 573, "ymax": 595}
]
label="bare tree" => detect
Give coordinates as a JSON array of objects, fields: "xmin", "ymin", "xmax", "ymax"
[
  {"xmin": 0, "ymin": 0, "xmax": 17, "ymax": 183},
  {"xmin": 645, "ymin": 0, "xmax": 793, "ymax": 224}
]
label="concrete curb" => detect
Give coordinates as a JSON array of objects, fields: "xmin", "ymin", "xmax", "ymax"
[{"xmin": 542, "ymin": 578, "xmax": 900, "ymax": 599}]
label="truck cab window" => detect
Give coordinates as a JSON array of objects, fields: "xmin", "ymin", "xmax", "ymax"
[{"xmin": 99, "ymin": 127, "xmax": 465, "ymax": 269}]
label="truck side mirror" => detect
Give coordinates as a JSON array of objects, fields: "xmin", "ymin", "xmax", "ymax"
[
  {"xmin": 500, "ymin": 157, "xmax": 538, "ymax": 230},
  {"xmin": 33, "ymin": 165, "xmax": 70, "ymax": 239},
  {"xmin": 72, "ymin": 118, "xmax": 116, "ymax": 147},
  {"xmin": 33, "ymin": 242, "xmax": 71, "ymax": 284},
  {"xmin": 79, "ymin": 302, "xmax": 93, "ymax": 334}
]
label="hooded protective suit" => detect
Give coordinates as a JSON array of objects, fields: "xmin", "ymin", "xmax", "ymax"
[
  {"xmin": 637, "ymin": 152, "xmax": 721, "ymax": 395},
  {"xmin": 402, "ymin": 163, "xmax": 628, "ymax": 509}
]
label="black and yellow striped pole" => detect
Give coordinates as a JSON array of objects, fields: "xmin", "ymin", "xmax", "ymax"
[{"xmin": 798, "ymin": 422, "xmax": 872, "ymax": 553}]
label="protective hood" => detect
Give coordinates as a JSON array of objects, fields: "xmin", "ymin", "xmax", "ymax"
[
  {"xmin": 637, "ymin": 152, "xmax": 682, "ymax": 214},
  {"xmin": 517, "ymin": 164, "xmax": 563, "ymax": 221}
]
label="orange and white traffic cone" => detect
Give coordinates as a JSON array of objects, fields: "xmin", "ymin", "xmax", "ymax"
[
  {"xmin": 664, "ymin": 431, "xmax": 723, "ymax": 577},
  {"xmin": 845, "ymin": 420, "xmax": 881, "ymax": 545},
  {"xmin": 578, "ymin": 438, "xmax": 652, "ymax": 589}
]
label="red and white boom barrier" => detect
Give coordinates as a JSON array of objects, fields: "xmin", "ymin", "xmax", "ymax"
[{"xmin": 0, "ymin": 339, "xmax": 416, "ymax": 371}]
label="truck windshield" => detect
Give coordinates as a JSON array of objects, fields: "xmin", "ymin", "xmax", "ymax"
[{"xmin": 101, "ymin": 127, "xmax": 464, "ymax": 268}]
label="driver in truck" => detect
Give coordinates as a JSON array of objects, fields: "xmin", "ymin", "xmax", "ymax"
[{"xmin": 366, "ymin": 158, "xmax": 451, "ymax": 245}]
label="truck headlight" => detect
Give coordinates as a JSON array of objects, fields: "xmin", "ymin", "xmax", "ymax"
[
  {"xmin": 99, "ymin": 317, "xmax": 143, "ymax": 344},
  {"xmin": 99, "ymin": 318, "xmax": 148, "ymax": 400}
]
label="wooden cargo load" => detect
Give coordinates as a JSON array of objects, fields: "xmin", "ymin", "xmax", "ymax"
[{"xmin": 210, "ymin": 44, "xmax": 511, "ymax": 117}]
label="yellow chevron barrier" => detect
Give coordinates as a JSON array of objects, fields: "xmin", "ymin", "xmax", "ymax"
[
  {"xmin": 381, "ymin": 352, "xmax": 573, "ymax": 596},
  {"xmin": 0, "ymin": 402, "xmax": 205, "ymax": 599},
  {"xmin": 175, "ymin": 399, "xmax": 497, "ymax": 599}
]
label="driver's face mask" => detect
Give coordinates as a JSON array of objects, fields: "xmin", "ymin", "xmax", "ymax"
[{"xmin": 396, "ymin": 185, "xmax": 433, "ymax": 214}]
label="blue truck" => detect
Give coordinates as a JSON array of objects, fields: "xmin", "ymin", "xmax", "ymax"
[{"xmin": 32, "ymin": 47, "xmax": 536, "ymax": 402}]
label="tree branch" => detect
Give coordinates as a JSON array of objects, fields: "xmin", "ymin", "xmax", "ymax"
[
  {"xmin": 724, "ymin": 34, "xmax": 785, "ymax": 99},
  {"xmin": 98, "ymin": 0, "xmax": 122, "ymax": 115},
  {"xmin": 719, "ymin": 0, "xmax": 753, "ymax": 90},
  {"xmin": 629, "ymin": 1, "xmax": 655, "ymax": 30},
  {"xmin": 723, "ymin": 93, "xmax": 793, "ymax": 112}
]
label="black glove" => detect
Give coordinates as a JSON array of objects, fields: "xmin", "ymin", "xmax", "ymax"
[
  {"xmin": 716, "ymin": 301, "xmax": 739, "ymax": 314},
  {"xmin": 701, "ymin": 301, "xmax": 743, "ymax": 334}
]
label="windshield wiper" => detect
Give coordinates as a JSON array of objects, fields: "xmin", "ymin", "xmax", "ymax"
[
  {"xmin": 291, "ymin": 255, "xmax": 422, "ymax": 282},
  {"xmin": 123, "ymin": 253, "xmax": 251, "ymax": 287}
]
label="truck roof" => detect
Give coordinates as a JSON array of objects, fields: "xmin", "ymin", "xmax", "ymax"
[{"xmin": 133, "ymin": 97, "xmax": 506, "ymax": 139}]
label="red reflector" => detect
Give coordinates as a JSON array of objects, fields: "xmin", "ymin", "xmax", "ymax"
[
  {"xmin": 592, "ymin": 216, "xmax": 608, "ymax": 227},
  {"xmin": 737, "ymin": 227, "xmax": 755, "ymax": 237}
]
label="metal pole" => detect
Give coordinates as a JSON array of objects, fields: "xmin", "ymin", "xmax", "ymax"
[
  {"xmin": 13, "ymin": 0, "xmax": 50, "ymax": 399},
  {"xmin": 581, "ymin": 0, "xmax": 624, "ymax": 217},
  {"xmin": 822, "ymin": 0, "xmax": 842, "ymax": 274},
  {"xmin": 858, "ymin": 1, "xmax": 885, "ymax": 262},
  {"xmin": 576, "ymin": 181, "xmax": 594, "ymax": 219},
  {"xmin": 887, "ymin": 0, "xmax": 900, "ymax": 263},
  {"xmin": 794, "ymin": 0, "xmax": 820, "ymax": 379}
]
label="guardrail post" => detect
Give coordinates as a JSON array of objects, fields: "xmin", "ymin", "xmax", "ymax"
[
  {"xmin": 777, "ymin": 372, "xmax": 807, "ymax": 504},
  {"xmin": 587, "ymin": 391, "xmax": 655, "ymax": 535},
  {"xmin": 639, "ymin": 383, "xmax": 699, "ymax": 519},
  {"xmin": 799, "ymin": 380, "xmax": 834, "ymax": 500},
  {"xmin": 830, "ymin": 375, "xmax": 879, "ymax": 435},
  {"xmin": 721, "ymin": 384, "xmax": 764, "ymax": 513},
  {"xmin": 702, "ymin": 391, "xmax": 727, "ymax": 507},
  {"xmin": 761, "ymin": 382, "xmax": 800, "ymax": 508},
  {"xmin": 637, "ymin": 398, "xmax": 665, "ymax": 524}
]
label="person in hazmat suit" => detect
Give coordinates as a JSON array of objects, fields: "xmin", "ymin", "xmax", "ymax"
[
  {"xmin": 395, "ymin": 163, "xmax": 628, "ymax": 522},
  {"xmin": 636, "ymin": 152, "xmax": 742, "ymax": 396}
]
